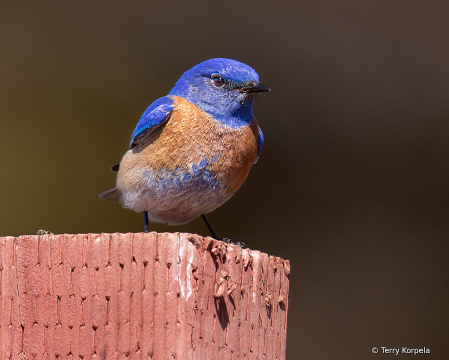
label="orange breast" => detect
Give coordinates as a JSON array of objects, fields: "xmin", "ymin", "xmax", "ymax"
[{"xmin": 115, "ymin": 96, "xmax": 260, "ymax": 224}]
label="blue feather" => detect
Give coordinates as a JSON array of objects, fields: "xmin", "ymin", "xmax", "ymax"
[
  {"xmin": 257, "ymin": 126, "xmax": 264, "ymax": 159},
  {"xmin": 169, "ymin": 58, "xmax": 260, "ymax": 128},
  {"xmin": 130, "ymin": 96, "xmax": 174, "ymax": 148}
]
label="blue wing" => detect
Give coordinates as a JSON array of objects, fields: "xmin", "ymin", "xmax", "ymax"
[{"xmin": 130, "ymin": 96, "xmax": 175, "ymax": 148}]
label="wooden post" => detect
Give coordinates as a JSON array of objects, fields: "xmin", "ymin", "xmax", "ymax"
[{"xmin": 0, "ymin": 232, "xmax": 290, "ymax": 359}]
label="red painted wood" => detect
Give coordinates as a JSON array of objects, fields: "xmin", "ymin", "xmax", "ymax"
[{"xmin": 0, "ymin": 233, "xmax": 290, "ymax": 359}]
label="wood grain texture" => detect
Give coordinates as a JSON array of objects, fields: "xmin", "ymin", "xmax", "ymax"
[{"xmin": 0, "ymin": 233, "xmax": 290, "ymax": 360}]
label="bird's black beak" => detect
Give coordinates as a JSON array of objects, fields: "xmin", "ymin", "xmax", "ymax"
[{"xmin": 239, "ymin": 83, "xmax": 271, "ymax": 94}]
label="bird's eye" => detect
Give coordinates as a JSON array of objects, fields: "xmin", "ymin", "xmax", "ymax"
[{"xmin": 211, "ymin": 74, "xmax": 225, "ymax": 87}]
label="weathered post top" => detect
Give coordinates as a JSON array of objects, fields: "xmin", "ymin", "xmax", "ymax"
[{"xmin": 0, "ymin": 232, "xmax": 290, "ymax": 359}]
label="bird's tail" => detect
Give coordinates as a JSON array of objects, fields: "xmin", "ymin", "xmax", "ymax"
[{"xmin": 99, "ymin": 187, "xmax": 121, "ymax": 202}]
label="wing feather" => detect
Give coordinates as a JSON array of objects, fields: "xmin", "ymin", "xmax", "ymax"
[{"xmin": 130, "ymin": 95, "xmax": 174, "ymax": 148}]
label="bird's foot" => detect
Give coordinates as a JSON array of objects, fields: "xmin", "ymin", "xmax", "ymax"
[
  {"xmin": 214, "ymin": 237, "xmax": 246, "ymax": 249},
  {"xmin": 200, "ymin": 215, "xmax": 246, "ymax": 248}
]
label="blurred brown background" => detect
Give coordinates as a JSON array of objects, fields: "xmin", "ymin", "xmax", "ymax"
[{"xmin": 1, "ymin": 1, "xmax": 448, "ymax": 358}]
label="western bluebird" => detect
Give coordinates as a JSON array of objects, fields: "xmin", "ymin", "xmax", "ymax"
[{"xmin": 99, "ymin": 58, "xmax": 269, "ymax": 240}]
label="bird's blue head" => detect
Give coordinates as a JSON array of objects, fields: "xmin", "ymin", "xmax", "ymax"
[{"xmin": 169, "ymin": 58, "xmax": 270, "ymax": 128}]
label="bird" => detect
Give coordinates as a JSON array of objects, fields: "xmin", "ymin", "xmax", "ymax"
[{"xmin": 99, "ymin": 58, "xmax": 270, "ymax": 241}]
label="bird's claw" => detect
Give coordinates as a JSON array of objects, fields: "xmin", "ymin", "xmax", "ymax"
[{"xmin": 214, "ymin": 237, "xmax": 246, "ymax": 248}]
